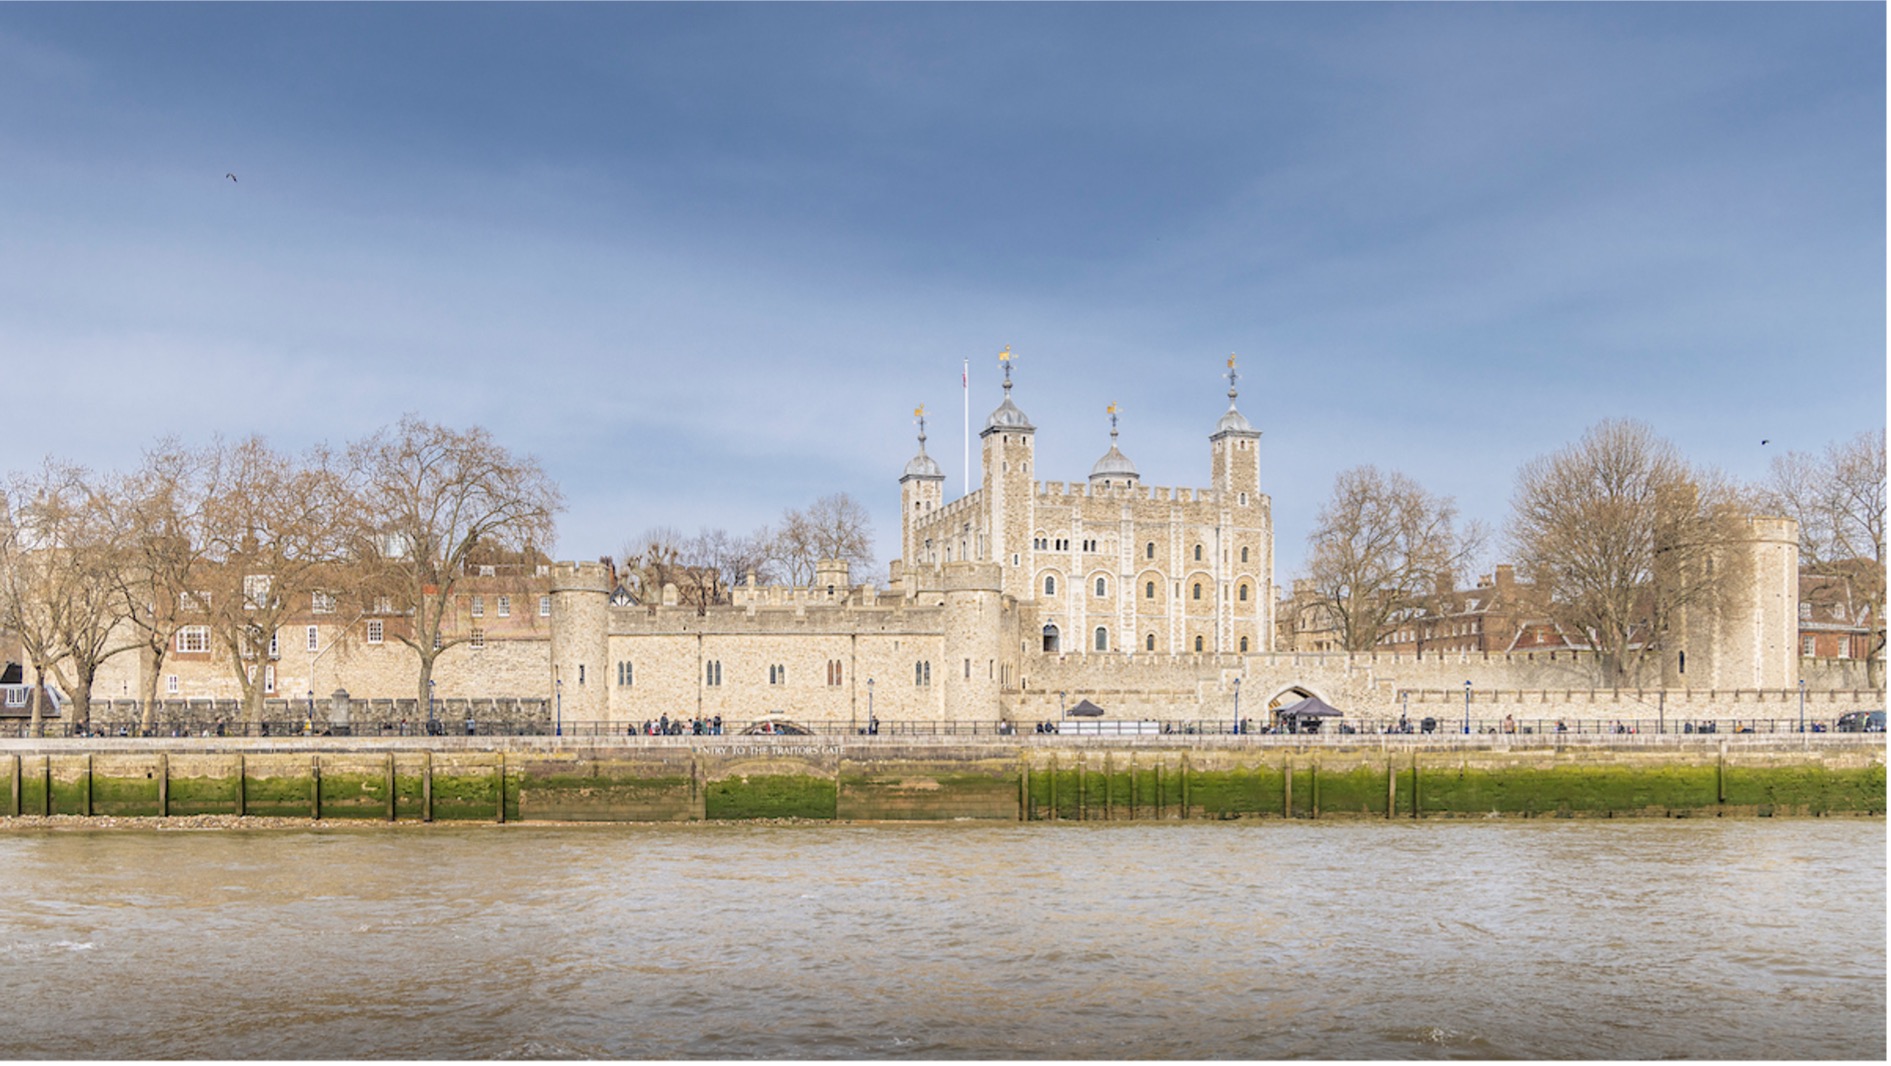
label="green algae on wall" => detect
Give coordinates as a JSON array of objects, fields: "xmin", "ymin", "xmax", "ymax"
[{"xmin": 705, "ymin": 774, "xmax": 837, "ymax": 820}]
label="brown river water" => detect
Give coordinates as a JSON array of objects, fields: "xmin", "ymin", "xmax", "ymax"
[{"xmin": 0, "ymin": 820, "xmax": 1881, "ymax": 1059}]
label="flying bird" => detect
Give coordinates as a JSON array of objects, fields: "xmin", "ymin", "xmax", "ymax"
[
  {"xmin": 1761, "ymin": 439, "xmax": 1770, "ymax": 445},
  {"xmin": 225, "ymin": 173, "xmax": 237, "ymax": 182}
]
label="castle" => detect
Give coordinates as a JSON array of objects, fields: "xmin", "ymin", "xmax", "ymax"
[{"xmin": 65, "ymin": 357, "xmax": 1877, "ymax": 731}]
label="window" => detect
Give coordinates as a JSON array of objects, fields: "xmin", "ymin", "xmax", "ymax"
[
  {"xmin": 434, "ymin": 632, "xmax": 443, "ymax": 650},
  {"xmin": 267, "ymin": 632, "xmax": 279, "ymax": 659},
  {"xmin": 769, "ymin": 664, "xmax": 786, "ymax": 685},
  {"xmin": 1146, "ymin": 581, "xmax": 1156, "ymax": 599},
  {"xmin": 1239, "ymin": 584, "xmax": 1249, "ymax": 602},
  {"xmin": 1095, "ymin": 577, "xmax": 1107, "ymax": 597},
  {"xmin": 1194, "ymin": 635, "xmax": 1204, "ymax": 652},
  {"xmin": 578, "ymin": 664, "xmax": 585, "ymax": 684},
  {"xmin": 1194, "ymin": 544, "xmax": 1203, "ymax": 561},
  {"xmin": 1146, "ymin": 634, "xmax": 1156, "ymax": 651},
  {"xmin": 1837, "ymin": 640, "xmax": 1850, "ymax": 660},
  {"xmin": 1146, "ymin": 542, "xmax": 1155, "ymax": 559},
  {"xmin": 1042, "ymin": 624, "xmax": 1060, "ymax": 653},
  {"xmin": 914, "ymin": 661, "xmax": 931, "ymax": 686},
  {"xmin": 1193, "ymin": 583, "xmax": 1203, "ymax": 601},
  {"xmin": 180, "ymin": 591, "xmax": 206, "ymax": 611},
  {"xmin": 1044, "ymin": 575, "xmax": 1057, "ymax": 596},
  {"xmin": 469, "ymin": 628, "xmax": 485, "ymax": 650},
  {"xmin": 243, "ymin": 574, "xmax": 273, "ymax": 610},
  {"xmin": 499, "ymin": 594, "xmax": 512, "ymax": 615},
  {"xmin": 471, "ymin": 595, "xmax": 485, "ymax": 617},
  {"xmin": 1804, "ymin": 636, "xmax": 1816, "ymax": 656},
  {"xmin": 306, "ymin": 625, "xmax": 319, "ymax": 653},
  {"xmin": 479, "ymin": 565, "xmax": 495, "ymax": 577},
  {"xmin": 263, "ymin": 664, "xmax": 275, "ymax": 694},
  {"xmin": 1240, "ymin": 546, "xmax": 1249, "ymax": 563},
  {"xmin": 618, "ymin": 661, "xmax": 633, "ymax": 686},
  {"xmin": 176, "ymin": 626, "xmax": 210, "ymax": 654},
  {"xmin": 539, "ymin": 595, "xmax": 552, "ymax": 617},
  {"xmin": 311, "ymin": 590, "xmax": 336, "ymax": 614},
  {"xmin": 1082, "ymin": 538, "xmax": 1096, "ymax": 553},
  {"xmin": 1240, "ymin": 636, "xmax": 1249, "ymax": 652},
  {"xmin": 964, "ymin": 658, "xmax": 971, "ymax": 679},
  {"xmin": 1094, "ymin": 627, "xmax": 1108, "ymax": 651},
  {"xmin": 373, "ymin": 596, "xmax": 393, "ymax": 614},
  {"xmin": 1799, "ymin": 602, "xmax": 1812, "ymax": 620},
  {"xmin": 166, "ymin": 675, "xmax": 179, "ymax": 695},
  {"xmin": 367, "ymin": 620, "xmax": 383, "ymax": 645},
  {"xmin": 827, "ymin": 660, "xmax": 843, "ymax": 686},
  {"xmin": 4, "ymin": 688, "xmax": 22, "ymax": 707},
  {"xmin": 705, "ymin": 660, "xmax": 722, "ymax": 686}
]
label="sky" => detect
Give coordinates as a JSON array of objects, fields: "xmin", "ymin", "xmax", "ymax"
[{"xmin": 1, "ymin": 4, "xmax": 1883, "ymax": 583}]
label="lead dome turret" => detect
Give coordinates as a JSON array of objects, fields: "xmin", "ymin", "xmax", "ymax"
[{"xmin": 1089, "ymin": 404, "xmax": 1140, "ymax": 488}]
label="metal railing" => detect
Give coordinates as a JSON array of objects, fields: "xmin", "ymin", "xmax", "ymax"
[{"xmin": 1, "ymin": 714, "xmax": 1880, "ymax": 741}]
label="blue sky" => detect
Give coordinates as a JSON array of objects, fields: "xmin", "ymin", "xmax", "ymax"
[{"xmin": 2, "ymin": 4, "xmax": 1883, "ymax": 581}]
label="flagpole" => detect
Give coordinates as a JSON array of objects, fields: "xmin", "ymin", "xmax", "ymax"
[{"xmin": 962, "ymin": 357, "xmax": 969, "ymax": 499}]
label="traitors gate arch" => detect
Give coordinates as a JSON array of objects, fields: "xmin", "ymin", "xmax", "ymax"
[{"xmin": 1263, "ymin": 683, "xmax": 1336, "ymax": 711}]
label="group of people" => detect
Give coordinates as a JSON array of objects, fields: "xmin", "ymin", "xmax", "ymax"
[{"xmin": 632, "ymin": 714, "xmax": 723, "ymax": 736}]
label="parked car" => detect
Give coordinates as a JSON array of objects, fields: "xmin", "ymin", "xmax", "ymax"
[{"xmin": 1834, "ymin": 710, "xmax": 1885, "ymax": 733}]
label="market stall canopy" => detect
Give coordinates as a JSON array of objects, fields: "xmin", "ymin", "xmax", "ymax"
[
  {"xmin": 1274, "ymin": 695, "xmax": 1344, "ymax": 719},
  {"xmin": 1068, "ymin": 699, "xmax": 1106, "ymax": 717}
]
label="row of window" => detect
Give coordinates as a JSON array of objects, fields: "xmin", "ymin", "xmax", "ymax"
[
  {"xmin": 617, "ymin": 660, "xmax": 938, "ymax": 688},
  {"xmin": 1041, "ymin": 576, "xmax": 1252, "ymax": 602},
  {"xmin": 185, "ymin": 590, "xmax": 552, "ymax": 618},
  {"xmin": 173, "ymin": 620, "xmax": 492, "ymax": 654},
  {"xmin": 1028, "ymin": 541, "xmax": 1255, "ymax": 565}
]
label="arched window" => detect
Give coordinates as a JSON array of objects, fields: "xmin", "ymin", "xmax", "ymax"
[
  {"xmin": 1194, "ymin": 544, "xmax": 1203, "ymax": 561},
  {"xmin": 1145, "ymin": 633, "xmax": 1156, "ymax": 651},
  {"xmin": 1193, "ymin": 582, "xmax": 1203, "ymax": 600},
  {"xmin": 1240, "ymin": 636, "xmax": 1249, "ymax": 652},
  {"xmin": 1194, "ymin": 635, "xmax": 1204, "ymax": 652},
  {"xmin": 1094, "ymin": 627, "xmax": 1108, "ymax": 651},
  {"xmin": 1042, "ymin": 624, "xmax": 1060, "ymax": 654},
  {"xmin": 1044, "ymin": 575, "xmax": 1057, "ymax": 596},
  {"xmin": 1238, "ymin": 584, "xmax": 1249, "ymax": 602},
  {"xmin": 1094, "ymin": 577, "xmax": 1107, "ymax": 597},
  {"xmin": 1145, "ymin": 542, "xmax": 1155, "ymax": 559},
  {"xmin": 1241, "ymin": 546, "xmax": 1249, "ymax": 562},
  {"xmin": 1145, "ymin": 581, "xmax": 1156, "ymax": 599}
]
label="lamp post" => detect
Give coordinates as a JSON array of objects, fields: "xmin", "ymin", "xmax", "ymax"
[
  {"xmin": 1798, "ymin": 678, "xmax": 1805, "ymax": 734},
  {"xmin": 307, "ymin": 690, "xmax": 315, "ymax": 736},
  {"xmin": 867, "ymin": 677, "xmax": 875, "ymax": 735},
  {"xmin": 428, "ymin": 679, "xmax": 436, "ymax": 732},
  {"xmin": 1060, "ymin": 690, "xmax": 1067, "ymax": 720},
  {"xmin": 1233, "ymin": 677, "xmax": 1242, "ymax": 735},
  {"xmin": 555, "ymin": 677, "xmax": 563, "ymax": 737},
  {"xmin": 1463, "ymin": 680, "xmax": 1472, "ymax": 735}
]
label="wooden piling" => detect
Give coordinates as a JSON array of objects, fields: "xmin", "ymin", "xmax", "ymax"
[
  {"xmin": 495, "ymin": 752, "xmax": 506, "ymax": 823},
  {"xmin": 9, "ymin": 753, "xmax": 19, "ymax": 817},
  {"xmin": 422, "ymin": 751, "xmax": 433, "ymax": 822},
  {"xmin": 1387, "ymin": 761, "xmax": 1396, "ymax": 819},
  {"xmin": 310, "ymin": 754, "xmax": 322, "ymax": 820},
  {"xmin": 83, "ymin": 754, "xmax": 93, "ymax": 818},
  {"xmin": 385, "ymin": 753, "xmax": 397, "ymax": 822},
  {"xmin": 234, "ymin": 753, "xmax": 246, "ymax": 817},
  {"xmin": 158, "ymin": 753, "xmax": 169, "ymax": 818},
  {"xmin": 1284, "ymin": 758, "xmax": 1292, "ymax": 818}
]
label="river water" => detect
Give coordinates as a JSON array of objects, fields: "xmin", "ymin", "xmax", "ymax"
[{"xmin": 0, "ymin": 820, "xmax": 1881, "ymax": 1059}]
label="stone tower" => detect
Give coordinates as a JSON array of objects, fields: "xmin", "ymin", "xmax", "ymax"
[
  {"xmin": 1209, "ymin": 354, "xmax": 1262, "ymax": 503},
  {"xmin": 1665, "ymin": 514, "xmax": 1800, "ymax": 691},
  {"xmin": 1208, "ymin": 355, "xmax": 1270, "ymax": 653},
  {"xmin": 549, "ymin": 561, "xmax": 611, "ymax": 723},
  {"xmin": 980, "ymin": 348, "xmax": 1037, "ymax": 602},
  {"xmin": 898, "ymin": 409, "xmax": 946, "ymax": 585},
  {"xmin": 940, "ymin": 561, "xmax": 1005, "ymax": 723}
]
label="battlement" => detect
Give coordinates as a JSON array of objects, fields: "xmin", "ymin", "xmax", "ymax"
[{"xmin": 1033, "ymin": 481, "xmax": 1218, "ymax": 505}]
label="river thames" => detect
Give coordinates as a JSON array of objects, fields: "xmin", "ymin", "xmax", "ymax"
[{"xmin": 0, "ymin": 819, "xmax": 1881, "ymax": 1059}]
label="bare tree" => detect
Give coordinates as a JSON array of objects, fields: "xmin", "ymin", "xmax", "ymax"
[
  {"xmin": 1509, "ymin": 419, "xmax": 1746, "ymax": 683},
  {"xmin": 113, "ymin": 439, "xmax": 217, "ymax": 732},
  {"xmin": 621, "ymin": 525, "xmax": 686, "ymax": 604},
  {"xmin": 1300, "ymin": 466, "xmax": 1484, "ymax": 651},
  {"xmin": 0, "ymin": 461, "xmax": 140, "ymax": 733},
  {"xmin": 199, "ymin": 436, "xmax": 357, "ymax": 725},
  {"xmin": 774, "ymin": 493, "xmax": 874, "ymax": 585},
  {"xmin": 1761, "ymin": 429, "xmax": 1886, "ymax": 682},
  {"xmin": 353, "ymin": 416, "xmax": 563, "ymax": 712}
]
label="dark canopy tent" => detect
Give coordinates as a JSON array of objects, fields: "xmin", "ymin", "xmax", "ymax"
[
  {"xmin": 1273, "ymin": 695, "xmax": 1344, "ymax": 732},
  {"xmin": 1067, "ymin": 699, "xmax": 1106, "ymax": 717}
]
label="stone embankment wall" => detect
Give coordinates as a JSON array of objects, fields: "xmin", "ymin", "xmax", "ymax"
[{"xmin": 3, "ymin": 736, "xmax": 1881, "ymax": 822}]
